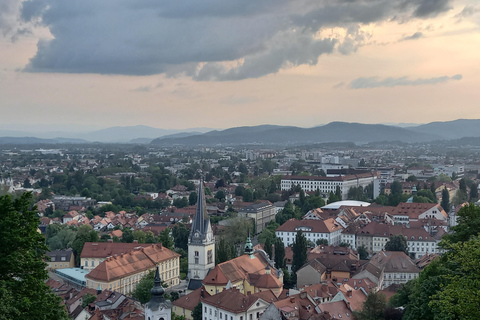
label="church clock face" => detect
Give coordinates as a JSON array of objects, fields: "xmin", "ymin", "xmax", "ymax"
[{"xmin": 194, "ymin": 232, "xmax": 199, "ymax": 238}]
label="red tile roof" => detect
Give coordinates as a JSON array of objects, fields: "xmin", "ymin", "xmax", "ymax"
[
  {"xmin": 86, "ymin": 244, "xmax": 179, "ymax": 282},
  {"xmin": 276, "ymin": 218, "xmax": 343, "ymax": 234}
]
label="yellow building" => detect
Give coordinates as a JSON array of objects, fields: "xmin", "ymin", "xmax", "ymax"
[
  {"xmin": 85, "ymin": 243, "xmax": 180, "ymax": 294},
  {"xmin": 80, "ymin": 241, "xmax": 154, "ymax": 270},
  {"xmin": 46, "ymin": 249, "xmax": 75, "ymax": 270}
]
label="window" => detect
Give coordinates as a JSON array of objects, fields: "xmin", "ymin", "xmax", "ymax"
[{"xmin": 208, "ymin": 250, "xmax": 213, "ymax": 264}]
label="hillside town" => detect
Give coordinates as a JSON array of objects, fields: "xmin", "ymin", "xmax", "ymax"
[{"xmin": 1, "ymin": 141, "xmax": 480, "ymax": 320}]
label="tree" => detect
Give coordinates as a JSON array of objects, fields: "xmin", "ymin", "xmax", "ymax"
[
  {"xmin": 0, "ymin": 193, "xmax": 68, "ymax": 319},
  {"xmin": 235, "ymin": 186, "xmax": 245, "ymax": 196},
  {"xmin": 301, "ymin": 195, "xmax": 325, "ymax": 214},
  {"xmin": 390, "ymin": 181, "xmax": 403, "ymax": 195},
  {"xmin": 384, "ymin": 235, "xmax": 408, "ymax": 255},
  {"xmin": 316, "ymin": 238, "xmax": 328, "ymax": 246},
  {"xmin": 72, "ymin": 224, "xmax": 98, "ymax": 265},
  {"xmin": 159, "ymin": 228, "xmax": 174, "ymax": 249},
  {"xmin": 172, "ymin": 223, "xmax": 189, "ymax": 251},
  {"xmin": 132, "ymin": 269, "xmax": 167, "ymax": 303},
  {"xmin": 173, "ymin": 197, "xmax": 189, "ymax": 208},
  {"xmin": 242, "ymin": 188, "xmax": 254, "ymax": 202},
  {"xmin": 459, "ymin": 178, "xmax": 467, "ymax": 193},
  {"xmin": 292, "ymin": 231, "xmax": 308, "ymax": 273},
  {"xmin": 441, "ymin": 203, "xmax": 480, "ymax": 246},
  {"xmin": 264, "ymin": 237, "xmax": 273, "ymax": 258},
  {"xmin": 215, "ymin": 190, "xmax": 225, "ymax": 202},
  {"xmin": 274, "ymin": 238, "xmax": 286, "ymax": 269},
  {"xmin": 406, "ymin": 175, "xmax": 417, "ymax": 182},
  {"xmin": 23, "ymin": 178, "xmax": 32, "ymax": 188},
  {"xmin": 440, "ymin": 188, "xmax": 450, "ymax": 212},
  {"xmin": 189, "ymin": 192, "xmax": 198, "ymax": 206},
  {"xmin": 354, "ymin": 291, "xmax": 387, "ymax": 320},
  {"xmin": 192, "ymin": 302, "xmax": 203, "ymax": 320},
  {"xmin": 470, "ymin": 184, "xmax": 479, "ymax": 201},
  {"xmin": 358, "ymin": 245, "xmax": 368, "ymax": 260},
  {"xmin": 82, "ymin": 293, "xmax": 97, "ymax": 307},
  {"xmin": 216, "ymin": 237, "xmax": 236, "ymax": 264}
]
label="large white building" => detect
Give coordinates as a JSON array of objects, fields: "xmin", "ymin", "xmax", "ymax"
[
  {"xmin": 280, "ymin": 173, "xmax": 378, "ymax": 200},
  {"xmin": 275, "ymin": 218, "xmax": 344, "ymax": 247}
]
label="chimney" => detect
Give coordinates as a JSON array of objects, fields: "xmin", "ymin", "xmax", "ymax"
[
  {"xmin": 247, "ymin": 291, "xmax": 251, "ymax": 295},
  {"xmin": 107, "ymin": 239, "xmax": 113, "ymax": 243},
  {"xmin": 133, "ymin": 240, "xmax": 138, "ymax": 244},
  {"xmin": 347, "ymin": 289, "xmax": 352, "ymax": 298},
  {"xmin": 201, "ymin": 289, "xmax": 204, "ymax": 298}
]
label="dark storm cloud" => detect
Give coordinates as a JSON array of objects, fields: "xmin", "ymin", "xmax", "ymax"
[
  {"xmin": 19, "ymin": 0, "xmax": 453, "ymax": 80},
  {"xmin": 349, "ymin": 74, "xmax": 462, "ymax": 89}
]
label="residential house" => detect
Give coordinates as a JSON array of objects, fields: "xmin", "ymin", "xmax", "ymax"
[
  {"xmin": 46, "ymin": 249, "xmax": 75, "ymax": 270},
  {"xmin": 353, "ymin": 251, "xmax": 420, "ymax": 289}
]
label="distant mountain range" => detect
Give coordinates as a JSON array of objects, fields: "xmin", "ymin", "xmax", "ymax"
[
  {"xmin": 1, "ymin": 119, "xmax": 480, "ymax": 145},
  {"xmin": 150, "ymin": 119, "xmax": 480, "ymax": 146}
]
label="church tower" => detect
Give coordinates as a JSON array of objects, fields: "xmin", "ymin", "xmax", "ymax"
[
  {"xmin": 145, "ymin": 266, "xmax": 171, "ymax": 320},
  {"xmin": 188, "ymin": 180, "xmax": 215, "ymax": 280}
]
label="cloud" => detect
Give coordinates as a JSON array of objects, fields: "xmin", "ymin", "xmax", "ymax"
[
  {"xmin": 400, "ymin": 31, "xmax": 424, "ymax": 41},
  {"xmin": 349, "ymin": 74, "xmax": 462, "ymax": 89},
  {"xmin": 132, "ymin": 86, "xmax": 152, "ymax": 93},
  {"xmin": 18, "ymin": 0, "xmax": 454, "ymax": 80},
  {"xmin": 454, "ymin": 5, "xmax": 479, "ymax": 22},
  {"xmin": 0, "ymin": 0, "xmax": 21, "ymax": 37}
]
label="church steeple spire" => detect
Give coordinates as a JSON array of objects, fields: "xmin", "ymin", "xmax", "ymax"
[
  {"xmin": 190, "ymin": 179, "xmax": 209, "ymax": 242},
  {"xmin": 245, "ymin": 230, "xmax": 254, "ymax": 257},
  {"xmin": 149, "ymin": 266, "xmax": 166, "ymax": 304},
  {"xmin": 145, "ymin": 266, "xmax": 172, "ymax": 320}
]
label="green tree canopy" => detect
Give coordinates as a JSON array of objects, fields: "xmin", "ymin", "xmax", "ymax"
[
  {"xmin": 441, "ymin": 203, "xmax": 480, "ymax": 246},
  {"xmin": 358, "ymin": 245, "xmax": 368, "ymax": 260},
  {"xmin": 274, "ymin": 238, "xmax": 286, "ymax": 270},
  {"xmin": 384, "ymin": 234, "xmax": 408, "ymax": 255},
  {"xmin": 354, "ymin": 291, "xmax": 387, "ymax": 320},
  {"xmin": 440, "ymin": 188, "xmax": 450, "ymax": 212},
  {"xmin": 292, "ymin": 231, "xmax": 308, "ymax": 273},
  {"xmin": 0, "ymin": 193, "xmax": 68, "ymax": 319}
]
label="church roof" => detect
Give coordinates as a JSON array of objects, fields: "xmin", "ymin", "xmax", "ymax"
[
  {"xmin": 189, "ymin": 181, "xmax": 211, "ymax": 243},
  {"xmin": 146, "ymin": 266, "xmax": 172, "ymax": 311},
  {"xmin": 202, "ymin": 252, "xmax": 280, "ymax": 288}
]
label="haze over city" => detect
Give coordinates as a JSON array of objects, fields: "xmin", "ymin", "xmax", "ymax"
[{"xmin": 1, "ymin": 0, "xmax": 479, "ymax": 131}]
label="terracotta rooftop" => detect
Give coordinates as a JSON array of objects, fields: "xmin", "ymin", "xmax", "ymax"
[
  {"xmin": 276, "ymin": 218, "xmax": 343, "ymax": 234},
  {"xmin": 86, "ymin": 244, "xmax": 179, "ymax": 282},
  {"xmin": 173, "ymin": 287, "xmax": 211, "ymax": 311},
  {"xmin": 202, "ymin": 252, "xmax": 280, "ymax": 289},
  {"xmin": 201, "ymin": 288, "xmax": 268, "ymax": 314},
  {"xmin": 80, "ymin": 242, "xmax": 154, "ymax": 259}
]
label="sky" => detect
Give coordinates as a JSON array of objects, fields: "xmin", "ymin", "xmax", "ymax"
[{"xmin": 1, "ymin": 0, "xmax": 479, "ymax": 131}]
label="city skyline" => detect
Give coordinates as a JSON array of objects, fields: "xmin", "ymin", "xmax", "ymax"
[{"xmin": 1, "ymin": 0, "xmax": 479, "ymax": 130}]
